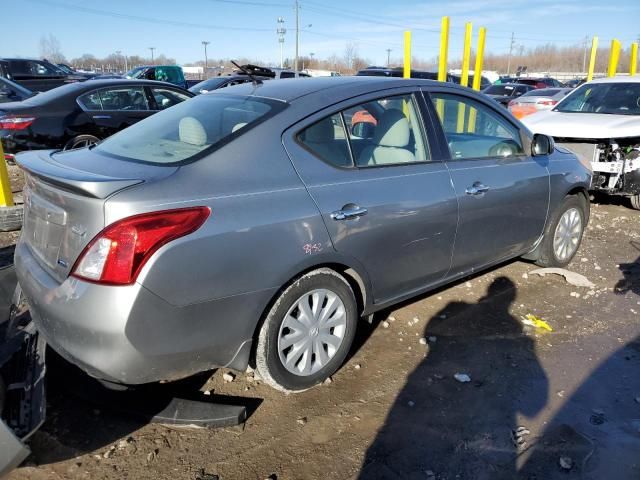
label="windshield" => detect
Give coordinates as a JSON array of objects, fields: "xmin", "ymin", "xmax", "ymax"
[
  {"xmin": 484, "ymin": 85, "xmax": 516, "ymax": 95},
  {"xmin": 125, "ymin": 67, "xmax": 146, "ymax": 79},
  {"xmin": 555, "ymin": 82, "xmax": 640, "ymax": 115},
  {"xmin": 96, "ymin": 94, "xmax": 284, "ymax": 164}
]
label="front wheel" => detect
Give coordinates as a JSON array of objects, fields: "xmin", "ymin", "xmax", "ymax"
[
  {"xmin": 255, "ymin": 268, "xmax": 358, "ymax": 393},
  {"xmin": 630, "ymin": 194, "xmax": 640, "ymax": 210},
  {"xmin": 535, "ymin": 195, "xmax": 586, "ymax": 267}
]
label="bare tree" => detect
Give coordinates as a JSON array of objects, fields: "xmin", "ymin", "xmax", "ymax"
[
  {"xmin": 39, "ymin": 34, "xmax": 67, "ymax": 63},
  {"xmin": 343, "ymin": 42, "xmax": 358, "ymax": 71}
]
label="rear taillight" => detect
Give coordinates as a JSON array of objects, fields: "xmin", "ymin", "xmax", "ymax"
[
  {"xmin": 71, "ymin": 207, "xmax": 210, "ymax": 285},
  {"xmin": 0, "ymin": 116, "xmax": 36, "ymax": 130},
  {"xmin": 537, "ymin": 100, "xmax": 558, "ymax": 106}
]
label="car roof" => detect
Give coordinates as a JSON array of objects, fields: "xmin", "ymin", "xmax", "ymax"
[
  {"xmin": 586, "ymin": 76, "xmax": 640, "ymax": 84},
  {"xmin": 211, "ymin": 76, "xmax": 462, "ymax": 103}
]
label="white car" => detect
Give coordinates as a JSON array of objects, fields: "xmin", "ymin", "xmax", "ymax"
[{"xmin": 522, "ymin": 76, "xmax": 640, "ymax": 209}]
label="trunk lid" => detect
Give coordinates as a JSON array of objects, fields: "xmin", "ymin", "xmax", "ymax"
[{"xmin": 17, "ymin": 148, "xmax": 178, "ymax": 283}]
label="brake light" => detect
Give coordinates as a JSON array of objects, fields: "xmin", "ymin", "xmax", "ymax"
[
  {"xmin": 71, "ymin": 207, "xmax": 211, "ymax": 285},
  {"xmin": 0, "ymin": 116, "xmax": 36, "ymax": 130},
  {"xmin": 537, "ymin": 100, "xmax": 558, "ymax": 106}
]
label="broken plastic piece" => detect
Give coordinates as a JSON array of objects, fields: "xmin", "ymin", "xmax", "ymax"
[
  {"xmin": 522, "ymin": 314, "xmax": 553, "ymax": 332},
  {"xmin": 528, "ymin": 268, "xmax": 595, "ymax": 288}
]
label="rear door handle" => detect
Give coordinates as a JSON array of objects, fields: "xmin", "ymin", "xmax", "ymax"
[
  {"xmin": 92, "ymin": 115, "xmax": 111, "ymax": 119},
  {"xmin": 331, "ymin": 206, "xmax": 368, "ymax": 221},
  {"xmin": 465, "ymin": 182, "xmax": 490, "ymax": 195}
]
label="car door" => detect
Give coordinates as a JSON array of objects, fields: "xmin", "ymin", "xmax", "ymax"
[
  {"xmin": 425, "ymin": 89, "xmax": 549, "ymax": 276},
  {"xmin": 284, "ymin": 89, "xmax": 458, "ymax": 304},
  {"xmin": 77, "ymin": 86, "xmax": 155, "ymax": 139}
]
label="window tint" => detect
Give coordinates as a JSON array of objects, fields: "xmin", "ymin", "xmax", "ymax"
[
  {"xmin": 77, "ymin": 91, "xmax": 103, "ymax": 110},
  {"xmin": 345, "ymin": 94, "xmax": 430, "ymax": 166},
  {"xmin": 298, "ymin": 114, "xmax": 352, "ymax": 167},
  {"xmin": 430, "ymin": 93, "xmax": 524, "ymax": 160},
  {"xmin": 99, "ymin": 87, "xmax": 149, "ymax": 111},
  {"xmin": 155, "ymin": 67, "xmax": 182, "ymax": 83},
  {"xmin": 151, "ymin": 87, "xmax": 191, "ymax": 110},
  {"xmin": 279, "ymin": 71, "xmax": 295, "ymax": 79},
  {"xmin": 96, "ymin": 94, "xmax": 280, "ymax": 164},
  {"xmin": 10, "ymin": 60, "xmax": 59, "ymax": 76}
]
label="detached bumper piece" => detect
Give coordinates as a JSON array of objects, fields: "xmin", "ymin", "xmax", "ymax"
[{"xmin": 0, "ymin": 313, "xmax": 46, "ymax": 477}]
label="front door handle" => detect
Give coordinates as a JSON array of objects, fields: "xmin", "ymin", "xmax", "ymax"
[
  {"xmin": 465, "ymin": 182, "xmax": 490, "ymax": 195},
  {"xmin": 330, "ymin": 205, "xmax": 368, "ymax": 221},
  {"xmin": 92, "ymin": 115, "xmax": 112, "ymax": 119}
]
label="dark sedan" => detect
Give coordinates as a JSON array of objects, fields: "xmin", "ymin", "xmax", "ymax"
[
  {"xmin": 0, "ymin": 79, "xmax": 193, "ymax": 161},
  {"xmin": 482, "ymin": 83, "xmax": 534, "ymax": 107},
  {"xmin": 515, "ymin": 77, "xmax": 564, "ymax": 89},
  {"xmin": 189, "ymin": 74, "xmax": 273, "ymax": 94}
]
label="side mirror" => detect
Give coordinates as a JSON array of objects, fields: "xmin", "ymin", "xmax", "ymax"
[
  {"xmin": 352, "ymin": 122, "xmax": 375, "ymax": 139},
  {"xmin": 532, "ymin": 133, "xmax": 554, "ymax": 156}
]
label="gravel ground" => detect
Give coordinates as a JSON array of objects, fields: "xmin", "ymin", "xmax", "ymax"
[{"xmin": 3, "ymin": 181, "xmax": 640, "ymax": 480}]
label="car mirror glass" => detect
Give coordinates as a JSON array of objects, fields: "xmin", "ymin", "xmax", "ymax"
[{"xmin": 532, "ymin": 133, "xmax": 554, "ymax": 156}]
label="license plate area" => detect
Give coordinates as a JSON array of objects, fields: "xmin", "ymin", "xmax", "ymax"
[{"xmin": 23, "ymin": 188, "xmax": 67, "ymax": 271}]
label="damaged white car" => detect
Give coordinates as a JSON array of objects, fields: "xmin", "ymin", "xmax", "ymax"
[{"xmin": 523, "ymin": 77, "xmax": 640, "ymax": 209}]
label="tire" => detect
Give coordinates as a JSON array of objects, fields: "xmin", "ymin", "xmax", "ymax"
[
  {"xmin": 255, "ymin": 268, "xmax": 358, "ymax": 393},
  {"xmin": 535, "ymin": 195, "xmax": 586, "ymax": 267},
  {"xmin": 631, "ymin": 194, "xmax": 640, "ymax": 210},
  {"xmin": 63, "ymin": 135, "xmax": 100, "ymax": 151}
]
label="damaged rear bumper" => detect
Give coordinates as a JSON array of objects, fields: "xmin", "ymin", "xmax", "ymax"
[{"xmin": 0, "ymin": 288, "xmax": 46, "ymax": 478}]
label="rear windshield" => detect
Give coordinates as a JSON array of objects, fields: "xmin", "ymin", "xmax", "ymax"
[
  {"xmin": 484, "ymin": 85, "xmax": 515, "ymax": 95},
  {"xmin": 96, "ymin": 94, "xmax": 284, "ymax": 164},
  {"xmin": 524, "ymin": 88, "xmax": 560, "ymax": 97}
]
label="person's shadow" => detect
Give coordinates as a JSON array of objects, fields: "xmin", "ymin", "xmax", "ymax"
[{"xmin": 359, "ymin": 276, "xmax": 548, "ymax": 479}]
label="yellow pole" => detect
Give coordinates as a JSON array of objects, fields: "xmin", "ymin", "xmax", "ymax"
[
  {"xmin": 437, "ymin": 16, "xmax": 450, "ymax": 82},
  {"xmin": 587, "ymin": 36, "xmax": 598, "ymax": 81},
  {"xmin": 468, "ymin": 27, "xmax": 487, "ymax": 133},
  {"xmin": 457, "ymin": 22, "xmax": 473, "ymax": 133},
  {"xmin": 403, "ymin": 30, "xmax": 411, "ymax": 79},
  {"xmin": 471, "ymin": 27, "xmax": 487, "ymax": 91},
  {"xmin": 630, "ymin": 42, "xmax": 638, "ymax": 76},
  {"xmin": 608, "ymin": 39, "xmax": 621, "ymax": 77},
  {"xmin": 0, "ymin": 143, "xmax": 14, "ymax": 207}
]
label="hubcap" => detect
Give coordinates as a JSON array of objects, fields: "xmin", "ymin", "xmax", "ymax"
[
  {"xmin": 553, "ymin": 207, "xmax": 582, "ymax": 262},
  {"xmin": 277, "ymin": 289, "xmax": 347, "ymax": 376}
]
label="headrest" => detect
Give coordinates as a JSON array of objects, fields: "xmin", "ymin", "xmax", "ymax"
[
  {"xmin": 232, "ymin": 122, "xmax": 248, "ymax": 133},
  {"xmin": 374, "ymin": 109, "xmax": 410, "ymax": 147},
  {"xmin": 305, "ymin": 117, "xmax": 335, "ymax": 143},
  {"xmin": 179, "ymin": 116, "xmax": 207, "ymax": 146}
]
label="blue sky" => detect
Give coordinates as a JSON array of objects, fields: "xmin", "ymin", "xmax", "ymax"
[{"xmin": 4, "ymin": 0, "xmax": 640, "ymax": 66}]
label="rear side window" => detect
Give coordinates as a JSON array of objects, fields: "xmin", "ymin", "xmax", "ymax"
[
  {"xmin": 297, "ymin": 93, "xmax": 431, "ymax": 168},
  {"xmin": 96, "ymin": 94, "xmax": 283, "ymax": 164},
  {"xmin": 430, "ymin": 92, "xmax": 524, "ymax": 160},
  {"xmin": 78, "ymin": 91, "xmax": 103, "ymax": 110}
]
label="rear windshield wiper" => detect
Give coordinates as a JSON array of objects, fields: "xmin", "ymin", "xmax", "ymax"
[{"xmin": 231, "ymin": 61, "xmax": 262, "ymax": 86}]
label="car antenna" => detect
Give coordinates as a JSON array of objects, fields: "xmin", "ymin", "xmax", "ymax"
[{"xmin": 231, "ymin": 61, "xmax": 262, "ymax": 87}]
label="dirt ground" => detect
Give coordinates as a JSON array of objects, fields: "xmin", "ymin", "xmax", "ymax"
[{"xmin": 3, "ymin": 165, "xmax": 640, "ymax": 479}]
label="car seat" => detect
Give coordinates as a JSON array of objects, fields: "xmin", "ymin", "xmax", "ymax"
[
  {"xmin": 357, "ymin": 109, "xmax": 415, "ymax": 166},
  {"xmin": 179, "ymin": 117, "xmax": 207, "ymax": 146},
  {"xmin": 302, "ymin": 117, "xmax": 351, "ymax": 166}
]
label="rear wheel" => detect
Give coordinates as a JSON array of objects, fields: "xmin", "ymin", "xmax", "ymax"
[
  {"xmin": 630, "ymin": 194, "xmax": 640, "ymax": 210},
  {"xmin": 535, "ymin": 195, "xmax": 586, "ymax": 267},
  {"xmin": 255, "ymin": 268, "xmax": 358, "ymax": 393},
  {"xmin": 63, "ymin": 135, "xmax": 100, "ymax": 151}
]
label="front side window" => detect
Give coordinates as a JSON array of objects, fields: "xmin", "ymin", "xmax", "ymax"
[
  {"xmin": 297, "ymin": 93, "xmax": 431, "ymax": 168},
  {"xmin": 96, "ymin": 94, "xmax": 281, "ymax": 164},
  {"xmin": 430, "ymin": 92, "xmax": 524, "ymax": 160},
  {"xmin": 99, "ymin": 87, "xmax": 149, "ymax": 111},
  {"xmin": 151, "ymin": 87, "xmax": 191, "ymax": 110}
]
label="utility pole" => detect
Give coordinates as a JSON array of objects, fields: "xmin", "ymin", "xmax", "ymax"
[
  {"xmin": 582, "ymin": 35, "xmax": 589, "ymax": 74},
  {"xmin": 294, "ymin": 0, "xmax": 299, "ymax": 71},
  {"xmin": 277, "ymin": 17, "xmax": 286, "ymax": 69},
  {"xmin": 149, "ymin": 47, "xmax": 156, "ymax": 64},
  {"xmin": 116, "ymin": 50, "xmax": 122, "ymax": 72},
  {"xmin": 202, "ymin": 41, "xmax": 210, "ymax": 78},
  {"xmin": 386, "ymin": 48, "xmax": 392, "ymax": 67},
  {"xmin": 506, "ymin": 32, "xmax": 515, "ymax": 75}
]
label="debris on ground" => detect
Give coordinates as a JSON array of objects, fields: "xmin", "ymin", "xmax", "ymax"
[
  {"xmin": 454, "ymin": 373, "xmax": 471, "ymax": 383},
  {"xmin": 407, "ymin": 400, "xmax": 415, "ymax": 407},
  {"xmin": 529, "ymin": 268, "xmax": 596, "ymax": 288},
  {"xmin": 323, "ymin": 377, "xmax": 332, "ymax": 385},
  {"xmin": 382, "ymin": 320, "xmax": 390, "ymax": 328},
  {"xmin": 521, "ymin": 314, "xmax": 553, "ymax": 332},
  {"xmin": 222, "ymin": 372, "xmax": 236, "ymax": 383},
  {"xmin": 511, "ymin": 426, "xmax": 531, "ymax": 450},
  {"xmin": 297, "ymin": 417, "xmax": 307, "ymax": 425},
  {"xmin": 419, "ymin": 337, "xmax": 427, "ymax": 345},
  {"xmin": 559, "ymin": 456, "xmax": 573, "ymax": 470},
  {"xmin": 103, "ymin": 446, "xmax": 116, "ymax": 459},
  {"xmin": 195, "ymin": 469, "xmax": 220, "ymax": 480},
  {"xmin": 388, "ymin": 316, "xmax": 396, "ymax": 322},
  {"xmin": 354, "ymin": 364, "xmax": 361, "ymax": 370}
]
